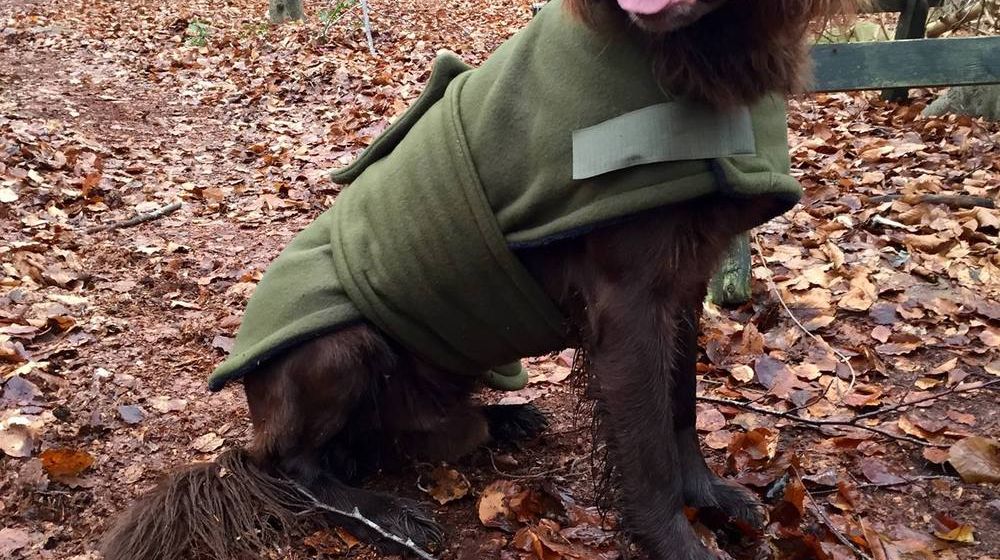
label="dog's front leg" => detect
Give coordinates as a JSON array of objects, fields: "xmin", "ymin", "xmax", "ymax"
[
  {"xmin": 588, "ymin": 291, "xmax": 716, "ymax": 560},
  {"xmin": 672, "ymin": 304, "xmax": 766, "ymax": 529}
]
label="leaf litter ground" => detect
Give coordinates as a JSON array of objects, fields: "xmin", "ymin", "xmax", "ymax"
[{"xmin": 0, "ymin": 1, "xmax": 997, "ymax": 559}]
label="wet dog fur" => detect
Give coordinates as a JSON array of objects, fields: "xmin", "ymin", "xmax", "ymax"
[{"xmin": 103, "ymin": 1, "xmax": 852, "ymax": 559}]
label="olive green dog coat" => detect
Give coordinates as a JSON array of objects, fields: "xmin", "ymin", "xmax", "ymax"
[{"xmin": 208, "ymin": 0, "xmax": 802, "ymax": 392}]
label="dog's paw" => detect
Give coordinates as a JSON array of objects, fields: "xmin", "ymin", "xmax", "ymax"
[
  {"xmin": 689, "ymin": 478, "xmax": 767, "ymax": 532},
  {"xmin": 365, "ymin": 497, "xmax": 444, "ymax": 552},
  {"xmin": 483, "ymin": 403, "xmax": 548, "ymax": 445}
]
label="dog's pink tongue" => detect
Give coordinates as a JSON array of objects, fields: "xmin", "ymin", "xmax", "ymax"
[{"xmin": 617, "ymin": 0, "xmax": 689, "ymax": 15}]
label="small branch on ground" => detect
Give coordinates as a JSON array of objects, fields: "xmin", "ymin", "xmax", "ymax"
[
  {"xmin": 484, "ymin": 448, "xmax": 587, "ymax": 480},
  {"xmin": 287, "ymin": 478, "xmax": 438, "ymax": 560},
  {"xmin": 869, "ymin": 214, "xmax": 916, "ymax": 231},
  {"xmin": 811, "ymin": 474, "xmax": 955, "ymax": 495},
  {"xmin": 359, "ymin": 0, "xmax": 376, "ymax": 56},
  {"xmin": 698, "ymin": 379, "xmax": 999, "ymax": 447},
  {"xmin": 85, "ymin": 201, "xmax": 182, "ymax": 234},
  {"xmin": 795, "ymin": 469, "xmax": 875, "ymax": 560},
  {"xmin": 853, "ymin": 378, "xmax": 1000, "ymax": 421},
  {"xmin": 866, "ymin": 194, "xmax": 995, "ymax": 210},
  {"xmin": 752, "ymin": 234, "xmax": 857, "ymax": 400},
  {"xmin": 320, "ymin": 2, "xmax": 360, "ymax": 39}
]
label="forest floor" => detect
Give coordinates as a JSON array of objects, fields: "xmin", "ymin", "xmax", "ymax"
[{"xmin": 1, "ymin": 1, "xmax": 998, "ymax": 559}]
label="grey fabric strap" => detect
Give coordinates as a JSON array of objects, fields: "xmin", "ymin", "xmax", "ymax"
[{"xmin": 572, "ymin": 101, "xmax": 756, "ymax": 180}]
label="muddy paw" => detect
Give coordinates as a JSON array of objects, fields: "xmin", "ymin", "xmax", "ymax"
[
  {"xmin": 361, "ymin": 497, "xmax": 444, "ymax": 552},
  {"xmin": 703, "ymin": 479, "xmax": 767, "ymax": 530},
  {"xmin": 484, "ymin": 403, "xmax": 549, "ymax": 445}
]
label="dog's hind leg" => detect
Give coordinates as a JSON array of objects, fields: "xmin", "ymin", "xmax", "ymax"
[
  {"xmin": 244, "ymin": 325, "xmax": 444, "ymax": 551},
  {"xmin": 102, "ymin": 324, "xmax": 441, "ymax": 560},
  {"xmin": 672, "ymin": 302, "xmax": 766, "ymax": 530}
]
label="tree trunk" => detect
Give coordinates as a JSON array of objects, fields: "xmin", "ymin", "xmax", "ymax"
[
  {"xmin": 269, "ymin": 0, "xmax": 304, "ymax": 23},
  {"xmin": 708, "ymin": 234, "xmax": 752, "ymax": 307}
]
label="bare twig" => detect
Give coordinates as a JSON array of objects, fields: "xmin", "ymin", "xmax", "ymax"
[
  {"xmin": 811, "ymin": 474, "xmax": 955, "ymax": 495},
  {"xmin": 795, "ymin": 469, "xmax": 875, "ymax": 560},
  {"xmin": 870, "ymin": 214, "xmax": 917, "ymax": 232},
  {"xmin": 358, "ymin": 0, "xmax": 376, "ymax": 56},
  {"xmin": 698, "ymin": 395, "xmax": 936, "ymax": 446},
  {"xmin": 853, "ymin": 379, "xmax": 1000, "ymax": 421},
  {"xmin": 286, "ymin": 478, "xmax": 437, "ymax": 560},
  {"xmin": 484, "ymin": 448, "xmax": 586, "ymax": 481},
  {"xmin": 699, "ymin": 379, "xmax": 998, "ymax": 447},
  {"xmin": 866, "ymin": 193, "xmax": 995, "ymax": 210},
  {"xmin": 85, "ymin": 201, "xmax": 182, "ymax": 234},
  {"xmin": 319, "ymin": 1, "xmax": 360, "ymax": 39},
  {"xmin": 752, "ymin": 234, "xmax": 858, "ymax": 400}
]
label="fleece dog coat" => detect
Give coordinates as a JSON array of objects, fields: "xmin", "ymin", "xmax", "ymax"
[{"xmin": 208, "ymin": 0, "xmax": 802, "ymax": 392}]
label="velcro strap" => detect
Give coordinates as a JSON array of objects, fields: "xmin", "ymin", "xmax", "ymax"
[{"xmin": 572, "ymin": 101, "xmax": 756, "ymax": 180}]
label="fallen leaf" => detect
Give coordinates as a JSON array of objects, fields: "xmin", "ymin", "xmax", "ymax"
[
  {"xmin": 2, "ymin": 375, "xmax": 43, "ymax": 406},
  {"xmin": 0, "ymin": 424, "xmax": 35, "ymax": 458},
  {"xmin": 149, "ymin": 395, "xmax": 188, "ymax": 413},
  {"xmin": 754, "ymin": 355, "xmax": 803, "ymax": 398},
  {"xmin": 839, "ymin": 272, "xmax": 877, "ymax": 312},
  {"xmin": 170, "ymin": 299, "xmax": 201, "ymax": 309},
  {"xmin": 945, "ymin": 410, "xmax": 975, "ymax": 426},
  {"xmin": 0, "ymin": 528, "xmax": 32, "ymax": 557},
  {"xmin": 704, "ymin": 429, "xmax": 734, "ymax": 450},
  {"xmin": 947, "ymin": 437, "xmax": 1000, "ymax": 483},
  {"xmin": 190, "ymin": 432, "xmax": 224, "ymax": 453},
  {"xmin": 929, "ymin": 357, "xmax": 958, "ymax": 376},
  {"xmin": 905, "ymin": 233, "xmax": 953, "ymax": 254},
  {"xmin": 729, "ymin": 364, "xmax": 754, "ymax": 383},
  {"xmin": 478, "ymin": 480, "xmax": 520, "ymax": 532},
  {"xmin": 40, "ymin": 448, "xmax": 94, "ymax": 479},
  {"xmin": 829, "ymin": 480, "xmax": 861, "ymax": 512},
  {"xmin": 302, "ymin": 530, "xmax": 351, "ymax": 555},
  {"xmin": 117, "ymin": 405, "xmax": 146, "ymax": 425},
  {"xmin": 914, "ymin": 377, "xmax": 942, "ymax": 390},
  {"xmin": 922, "ymin": 447, "xmax": 949, "ymax": 465},
  {"xmin": 860, "ymin": 457, "xmax": 907, "ymax": 485},
  {"xmin": 871, "ymin": 325, "xmax": 891, "ymax": 343},
  {"xmin": 932, "ymin": 512, "xmax": 976, "ymax": 543},
  {"xmin": 108, "ymin": 280, "xmax": 137, "ymax": 293},
  {"xmin": 46, "ymin": 293, "xmax": 88, "ymax": 306},
  {"xmin": 770, "ymin": 473, "xmax": 806, "ymax": 526},
  {"xmin": 211, "ymin": 335, "xmax": 235, "ymax": 353},
  {"xmin": 421, "ymin": 466, "xmax": 470, "ymax": 505},
  {"xmin": 875, "ymin": 342, "xmax": 919, "ymax": 356},
  {"xmin": 0, "ymin": 186, "xmax": 19, "ymax": 203},
  {"xmin": 695, "ymin": 405, "xmax": 726, "ymax": 432}
]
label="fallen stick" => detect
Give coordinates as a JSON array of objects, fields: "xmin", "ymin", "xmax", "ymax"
[
  {"xmin": 853, "ymin": 378, "xmax": 1000, "ymax": 421},
  {"xmin": 867, "ymin": 194, "xmax": 995, "ymax": 210},
  {"xmin": 811, "ymin": 474, "xmax": 954, "ymax": 495},
  {"xmin": 752, "ymin": 234, "xmax": 857, "ymax": 401},
  {"xmin": 359, "ymin": 0, "xmax": 376, "ymax": 56},
  {"xmin": 697, "ymin": 379, "xmax": 999, "ymax": 448},
  {"xmin": 85, "ymin": 201, "xmax": 182, "ymax": 234},
  {"xmin": 287, "ymin": 478, "xmax": 437, "ymax": 560},
  {"xmin": 795, "ymin": 469, "xmax": 875, "ymax": 560}
]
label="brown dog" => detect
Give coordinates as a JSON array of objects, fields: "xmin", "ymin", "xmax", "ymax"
[{"xmin": 104, "ymin": 1, "xmax": 850, "ymax": 559}]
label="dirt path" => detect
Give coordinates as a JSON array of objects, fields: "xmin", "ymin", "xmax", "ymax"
[{"xmin": 1, "ymin": 1, "xmax": 998, "ymax": 559}]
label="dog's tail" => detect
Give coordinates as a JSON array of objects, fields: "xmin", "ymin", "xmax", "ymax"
[{"xmin": 102, "ymin": 448, "xmax": 313, "ymax": 560}]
